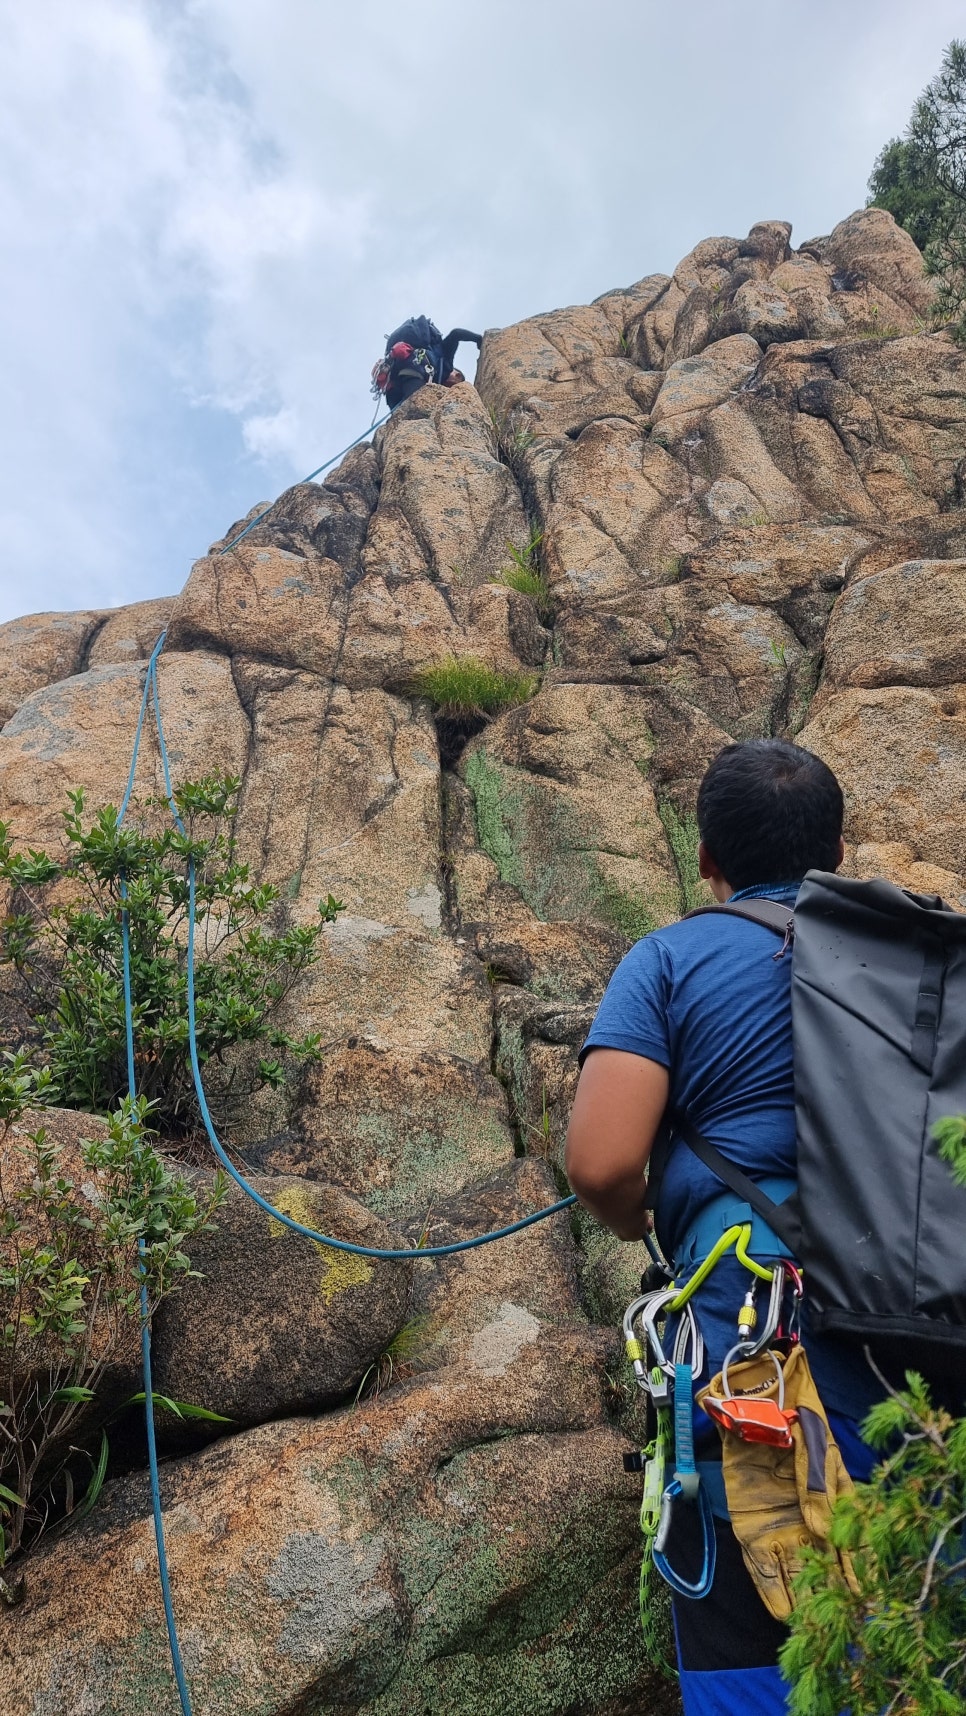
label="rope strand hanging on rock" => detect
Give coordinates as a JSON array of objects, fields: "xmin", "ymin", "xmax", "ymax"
[
  {"xmin": 134, "ymin": 629, "xmax": 577, "ymax": 1259},
  {"xmin": 118, "ymin": 530, "xmax": 576, "ymax": 1707},
  {"xmin": 217, "ymin": 418, "xmax": 389, "ymax": 556}
]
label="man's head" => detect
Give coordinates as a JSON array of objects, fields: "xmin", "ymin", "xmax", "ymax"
[{"xmin": 696, "ymin": 739, "xmax": 844, "ymax": 896}]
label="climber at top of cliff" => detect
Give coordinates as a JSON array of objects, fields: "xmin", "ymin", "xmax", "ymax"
[{"xmin": 371, "ymin": 315, "xmax": 482, "ymax": 410}]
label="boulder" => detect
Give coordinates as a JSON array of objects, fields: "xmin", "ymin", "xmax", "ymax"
[
  {"xmin": 458, "ymin": 682, "xmax": 682, "ymax": 936},
  {"xmin": 3, "ymin": 1160, "xmax": 667, "ymax": 1716},
  {"xmin": 0, "ymin": 652, "xmax": 249, "ymax": 848},
  {"xmin": 821, "ymin": 560, "xmax": 966, "ymax": 691},
  {"xmin": 730, "ymin": 279, "xmax": 803, "ymax": 345},
  {"xmin": 824, "ymin": 206, "xmax": 933, "ymax": 318},
  {"xmin": 650, "ymin": 334, "xmax": 762, "ymax": 431},
  {"xmin": 153, "ymin": 1175, "xmax": 413, "ymax": 1428},
  {"xmin": 260, "ymin": 1045, "xmax": 516, "ymax": 1220},
  {"xmin": 800, "ymin": 685, "xmax": 966, "ymax": 883},
  {"xmin": 86, "ymin": 597, "xmax": 176, "ymax": 668},
  {"xmin": 538, "ymin": 419, "xmax": 691, "ymax": 601},
  {"xmin": 0, "ymin": 609, "xmax": 102, "ymax": 727}
]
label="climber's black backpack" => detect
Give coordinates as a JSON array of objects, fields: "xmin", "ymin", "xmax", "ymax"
[
  {"xmin": 372, "ymin": 315, "xmax": 445, "ymax": 399},
  {"xmin": 671, "ymin": 873, "xmax": 966, "ymax": 1372}
]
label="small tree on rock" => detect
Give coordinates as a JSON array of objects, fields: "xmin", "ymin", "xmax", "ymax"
[
  {"xmin": 869, "ymin": 39, "xmax": 966, "ymax": 344},
  {"xmin": 0, "ymin": 776, "xmax": 342, "ymax": 1138}
]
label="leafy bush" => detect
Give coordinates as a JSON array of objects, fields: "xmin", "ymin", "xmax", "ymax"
[
  {"xmin": 782, "ymin": 1372, "xmax": 966, "ymax": 1714},
  {"xmin": 0, "ymin": 776, "xmax": 342, "ymax": 1137},
  {"xmin": 409, "ymin": 658, "xmax": 539, "ymax": 720},
  {"xmin": 0, "ymin": 1065, "xmax": 223, "ymax": 1595}
]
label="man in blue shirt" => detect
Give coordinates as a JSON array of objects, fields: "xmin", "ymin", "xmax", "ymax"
[{"xmin": 565, "ymin": 738, "xmax": 880, "ymax": 1716}]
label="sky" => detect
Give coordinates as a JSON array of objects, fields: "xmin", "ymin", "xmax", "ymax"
[{"xmin": 0, "ymin": 0, "xmax": 961, "ymax": 624}]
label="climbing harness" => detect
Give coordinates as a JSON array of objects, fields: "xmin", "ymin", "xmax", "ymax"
[
  {"xmin": 622, "ymin": 1232, "xmax": 804, "ymax": 1624},
  {"xmin": 114, "ymin": 503, "xmax": 578, "ymax": 1709}
]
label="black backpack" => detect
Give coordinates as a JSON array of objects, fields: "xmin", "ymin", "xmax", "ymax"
[
  {"xmin": 372, "ymin": 316, "xmax": 445, "ymax": 400},
  {"xmin": 667, "ymin": 873, "xmax": 966, "ymax": 1371}
]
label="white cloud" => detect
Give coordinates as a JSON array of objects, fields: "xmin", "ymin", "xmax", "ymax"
[{"xmin": 0, "ymin": 0, "xmax": 963, "ymax": 623}]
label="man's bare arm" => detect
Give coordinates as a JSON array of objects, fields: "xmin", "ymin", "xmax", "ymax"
[{"xmin": 564, "ymin": 1049, "xmax": 669, "ymax": 1240}]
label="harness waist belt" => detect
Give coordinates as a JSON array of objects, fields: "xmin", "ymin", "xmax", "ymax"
[{"xmin": 674, "ymin": 1176, "xmax": 798, "ymax": 1275}]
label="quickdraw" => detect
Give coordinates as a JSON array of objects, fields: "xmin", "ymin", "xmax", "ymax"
[
  {"xmin": 623, "ymin": 1289, "xmax": 715, "ymax": 1600},
  {"xmin": 633, "ymin": 1410, "xmax": 677, "ymax": 1676}
]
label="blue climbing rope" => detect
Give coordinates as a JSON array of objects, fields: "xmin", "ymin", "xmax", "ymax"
[
  {"xmin": 118, "ymin": 498, "xmax": 577, "ymax": 1707},
  {"xmin": 119, "ymin": 771, "xmax": 193, "ymax": 1713},
  {"xmin": 136, "ymin": 632, "xmax": 576, "ymax": 1261},
  {"xmin": 113, "ymin": 395, "xmax": 582, "ymax": 1705},
  {"xmin": 217, "ymin": 419, "xmax": 390, "ymax": 557}
]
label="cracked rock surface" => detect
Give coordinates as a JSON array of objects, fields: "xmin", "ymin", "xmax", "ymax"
[{"xmin": 2, "ymin": 206, "xmax": 965, "ymax": 1715}]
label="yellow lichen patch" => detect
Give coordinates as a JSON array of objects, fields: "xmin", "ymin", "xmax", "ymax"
[
  {"xmin": 265, "ymin": 1184, "xmax": 374, "ymax": 1302},
  {"xmin": 315, "ymin": 1245, "xmax": 374, "ymax": 1305}
]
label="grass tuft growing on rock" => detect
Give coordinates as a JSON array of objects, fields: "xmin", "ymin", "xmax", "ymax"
[
  {"xmin": 410, "ymin": 658, "xmax": 538, "ymax": 720},
  {"xmin": 490, "ymin": 531, "xmax": 552, "ymax": 619}
]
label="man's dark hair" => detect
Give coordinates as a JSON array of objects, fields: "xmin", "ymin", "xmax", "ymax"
[{"xmin": 696, "ymin": 740, "xmax": 844, "ymax": 891}]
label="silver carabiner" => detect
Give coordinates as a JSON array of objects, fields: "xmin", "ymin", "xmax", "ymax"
[
  {"xmin": 738, "ymin": 1261, "xmax": 786, "ymax": 1359},
  {"xmin": 671, "ymin": 1301, "xmax": 705, "ymax": 1380},
  {"xmin": 623, "ymin": 1287, "xmax": 705, "ymax": 1404},
  {"xmin": 720, "ymin": 1343, "xmax": 785, "ymax": 1406}
]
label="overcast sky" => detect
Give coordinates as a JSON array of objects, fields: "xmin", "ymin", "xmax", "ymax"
[{"xmin": 0, "ymin": 0, "xmax": 961, "ymax": 624}]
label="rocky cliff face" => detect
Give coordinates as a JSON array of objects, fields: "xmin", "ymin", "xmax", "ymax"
[{"xmin": 2, "ymin": 206, "xmax": 965, "ymax": 1715}]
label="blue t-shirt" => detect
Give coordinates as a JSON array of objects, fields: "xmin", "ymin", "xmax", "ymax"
[{"xmin": 580, "ymin": 883, "xmax": 884, "ymax": 1428}]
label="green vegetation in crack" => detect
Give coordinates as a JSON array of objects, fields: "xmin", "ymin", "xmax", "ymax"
[
  {"xmin": 657, "ymin": 797, "xmax": 706, "ymax": 914},
  {"xmin": 409, "ymin": 659, "xmax": 539, "ymax": 721},
  {"xmin": 466, "ymin": 750, "xmax": 673, "ymax": 937},
  {"xmin": 489, "ymin": 530, "xmax": 553, "ymax": 620}
]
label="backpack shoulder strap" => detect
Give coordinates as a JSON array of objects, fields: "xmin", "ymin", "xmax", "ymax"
[
  {"xmin": 684, "ymin": 899, "xmax": 794, "ymax": 937},
  {"xmin": 645, "ymin": 897, "xmax": 800, "ymax": 1250}
]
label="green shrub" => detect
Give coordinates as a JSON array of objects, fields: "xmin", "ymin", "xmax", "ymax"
[
  {"xmin": 409, "ymin": 658, "xmax": 538, "ymax": 720},
  {"xmin": 0, "ymin": 777, "xmax": 342, "ymax": 1137},
  {"xmin": 782, "ymin": 1115, "xmax": 966, "ymax": 1713},
  {"xmin": 0, "ymin": 1069, "xmax": 223, "ymax": 1593},
  {"xmin": 782, "ymin": 1372, "xmax": 966, "ymax": 1715}
]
